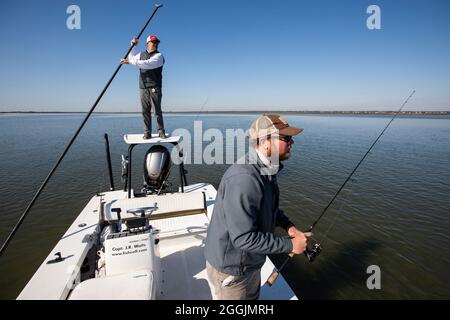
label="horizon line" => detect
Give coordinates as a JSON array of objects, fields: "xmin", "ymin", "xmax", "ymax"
[{"xmin": 1, "ymin": 110, "xmax": 450, "ymax": 115}]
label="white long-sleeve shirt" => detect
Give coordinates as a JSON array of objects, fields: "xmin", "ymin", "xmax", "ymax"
[{"xmin": 127, "ymin": 47, "xmax": 164, "ymax": 70}]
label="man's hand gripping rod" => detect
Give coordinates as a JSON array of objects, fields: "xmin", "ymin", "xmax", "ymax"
[{"xmin": 266, "ymin": 230, "xmax": 322, "ymax": 287}]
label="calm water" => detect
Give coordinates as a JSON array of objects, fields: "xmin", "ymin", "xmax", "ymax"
[{"xmin": 0, "ymin": 113, "xmax": 449, "ymax": 299}]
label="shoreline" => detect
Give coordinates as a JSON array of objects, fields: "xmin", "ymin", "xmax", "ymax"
[{"xmin": 1, "ymin": 111, "xmax": 450, "ymax": 116}]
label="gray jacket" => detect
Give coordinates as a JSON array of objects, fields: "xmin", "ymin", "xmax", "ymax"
[{"xmin": 204, "ymin": 153, "xmax": 294, "ymax": 276}]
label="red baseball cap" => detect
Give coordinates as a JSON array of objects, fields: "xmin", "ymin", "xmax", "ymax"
[{"xmin": 146, "ymin": 35, "xmax": 160, "ymax": 44}]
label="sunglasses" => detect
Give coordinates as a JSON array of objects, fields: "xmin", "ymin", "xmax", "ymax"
[{"xmin": 278, "ymin": 135, "xmax": 293, "ymax": 143}]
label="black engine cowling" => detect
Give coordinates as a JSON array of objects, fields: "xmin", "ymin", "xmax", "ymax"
[{"xmin": 143, "ymin": 145, "xmax": 171, "ymax": 191}]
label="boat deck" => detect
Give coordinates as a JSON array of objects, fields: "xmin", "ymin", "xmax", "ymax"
[
  {"xmin": 153, "ymin": 214, "xmax": 211, "ymax": 299},
  {"xmin": 153, "ymin": 184, "xmax": 297, "ymax": 300},
  {"xmin": 17, "ymin": 183, "xmax": 297, "ymax": 300}
]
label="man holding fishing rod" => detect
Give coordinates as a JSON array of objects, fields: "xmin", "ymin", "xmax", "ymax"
[
  {"xmin": 205, "ymin": 114, "xmax": 312, "ymax": 300},
  {"xmin": 120, "ymin": 35, "xmax": 166, "ymax": 139}
]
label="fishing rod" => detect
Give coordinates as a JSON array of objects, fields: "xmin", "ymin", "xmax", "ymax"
[
  {"xmin": 0, "ymin": 4, "xmax": 164, "ymax": 257},
  {"xmin": 267, "ymin": 90, "xmax": 416, "ymax": 286}
]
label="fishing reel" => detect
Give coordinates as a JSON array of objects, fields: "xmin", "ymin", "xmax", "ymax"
[
  {"xmin": 304, "ymin": 243, "xmax": 322, "ymax": 262},
  {"xmin": 267, "ymin": 241, "xmax": 323, "ymax": 287}
]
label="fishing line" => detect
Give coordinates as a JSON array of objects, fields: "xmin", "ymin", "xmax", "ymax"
[
  {"xmin": 318, "ymin": 182, "xmax": 356, "ymax": 246},
  {"xmin": 194, "ymin": 97, "xmax": 209, "ymax": 122}
]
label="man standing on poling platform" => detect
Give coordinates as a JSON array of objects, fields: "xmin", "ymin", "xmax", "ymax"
[{"xmin": 121, "ymin": 35, "xmax": 166, "ymax": 139}]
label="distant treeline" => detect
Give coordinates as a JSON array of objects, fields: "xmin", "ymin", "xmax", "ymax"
[
  {"xmin": 1, "ymin": 110, "xmax": 450, "ymax": 115},
  {"xmin": 167, "ymin": 110, "xmax": 450, "ymax": 115}
]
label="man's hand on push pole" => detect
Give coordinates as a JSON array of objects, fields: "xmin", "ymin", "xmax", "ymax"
[{"xmin": 120, "ymin": 38, "xmax": 139, "ymax": 64}]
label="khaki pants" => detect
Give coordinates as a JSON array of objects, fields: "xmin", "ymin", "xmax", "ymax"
[{"xmin": 206, "ymin": 261, "xmax": 261, "ymax": 300}]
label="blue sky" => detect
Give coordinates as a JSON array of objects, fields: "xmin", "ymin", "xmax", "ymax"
[{"xmin": 0, "ymin": 0, "xmax": 449, "ymax": 112}]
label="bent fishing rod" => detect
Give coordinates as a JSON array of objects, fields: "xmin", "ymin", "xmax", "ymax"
[
  {"xmin": 267, "ymin": 90, "xmax": 416, "ymax": 286},
  {"xmin": 0, "ymin": 4, "xmax": 163, "ymax": 257}
]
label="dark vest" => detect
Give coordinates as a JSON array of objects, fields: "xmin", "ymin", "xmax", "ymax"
[{"xmin": 139, "ymin": 50, "xmax": 164, "ymax": 89}]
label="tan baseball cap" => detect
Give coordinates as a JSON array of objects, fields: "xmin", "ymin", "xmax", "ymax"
[{"xmin": 249, "ymin": 114, "xmax": 304, "ymax": 140}]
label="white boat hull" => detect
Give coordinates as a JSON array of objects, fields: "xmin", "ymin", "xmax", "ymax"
[{"xmin": 18, "ymin": 183, "xmax": 297, "ymax": 300}]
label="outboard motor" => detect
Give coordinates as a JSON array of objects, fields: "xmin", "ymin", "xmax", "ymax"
[{"xmin": 143, "ymin": 145, "xmax": 171, "ymax": 192}]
